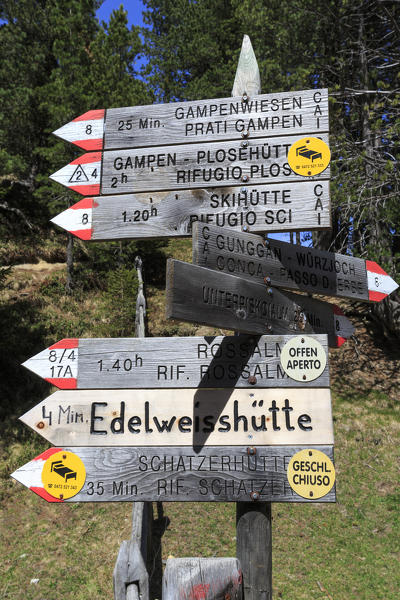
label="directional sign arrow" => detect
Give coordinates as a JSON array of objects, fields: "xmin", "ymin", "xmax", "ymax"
[
  {"xmin": 22, "ymin": 334, "xmax": 329, "ymax": 389},
  {"xmin": 11, "ymin": 445, "xmax": 335, "ymax": 503},
  {"xmin": 192, "ymin": 223, "xmax": 399, "ymax": 302},
  {"xmin": 50, "ymin": 152, "xmax": 102, "ymax": 196},
  {"xmin": 166, "ymin": 260, "xmax": 354, "ymax": 347},
  {"xmin": 52, "ymin": 89, "xmax": 328, "ymax": 151},
  {"xmin": 50, "ymin": 180, "xmax": 331, "ymax": 240},
  {"xmin": 49, "ymin": 134, "xmax": 330, "ymax": 196},
  {"xmin": 19, "ymin": 388, "xmax": 334, "ymax": 447}
]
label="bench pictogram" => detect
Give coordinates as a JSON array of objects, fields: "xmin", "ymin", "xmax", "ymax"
[
  {"xmin": 50, "ymin": 459, "xmax": 77, "ymax": 481},
  {"xmin": 295, "ymin": 144, "xmax": 322, "ymax": 162}
]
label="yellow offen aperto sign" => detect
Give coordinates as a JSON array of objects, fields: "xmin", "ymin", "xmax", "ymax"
[
  {"xmin": 288, "ymin": 136, "xmax": 331, "ymax": 177},
  {"xmin": 287, "ymin": 448, "xmax": 335, "ymax": 499},
  {"xmin": 42, "ymin": 450, "xmax": 86, "ymax": 500}
]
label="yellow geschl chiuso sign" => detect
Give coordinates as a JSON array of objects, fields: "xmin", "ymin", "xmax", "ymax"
[
  {"xmin": 287, "ymin": 449, "xmax": 335, "ymax": 499},
  {"xmin": 288, "ymin": 137, "xmax": 331, "ymax": 177}
]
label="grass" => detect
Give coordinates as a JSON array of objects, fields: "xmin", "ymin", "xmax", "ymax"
[
  {"xmin": 0, "ymin": 236, "xmax": 399, "ymax": 599},
  {"xmin": 1, "ymin": 387, "xmax": 398, "ymax": 599}
]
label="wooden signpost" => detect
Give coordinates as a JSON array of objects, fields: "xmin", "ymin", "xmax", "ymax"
[
  {"xmin": 11, "ymin": 444, "xmax": 335, "ymax": 503},
  {"xmin": 19, "ymin": 387, "xmax": 334, "ymax": 447},
  {"xmin": 50, "ymin": 179, "xmax": 331, "ymax": 240},
  {"xmin": 166, "ymin": 259, "xmax": 354, "ymax": 347},
  {"xmin": 53, "ymin": 89, "xmax": 328, "ymax": 151},
  {"xmin": 22, "ymin": 334, "xmax": 330, "ymax": 389},
  {"xmin": 192, "ymin": 223, "xmax": 399, "ymax": 302},
  {"xmin": 49, "ymin": 133, "xmax": 330, "ymax": 196},
  {"xmin": 13, "ymin": 34, "xmax": 350, "ymax": 600}
]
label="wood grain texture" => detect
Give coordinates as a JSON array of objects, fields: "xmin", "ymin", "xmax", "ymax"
[
  {"xmin": 113, "ymin": 539, "xmax": 149, "ymax": 600},
  {"xmin": 100, "ymin": 134, "xmax": 331, "ymax": 195},
  {"xmin": 166, "ymin": 260, "xmax": 354, "ymax": 347},
  {"xmin": 85, "ymin": 180, "xmax": 331, "ymax": 239},
  {"xmin": 113, "ymin": 502, "xmax": 152, "ymax": 600},
  {"xmin": 163, "ymin": 557, "xmax": 243, "ymax": 600},
  {"xmin": 13, "ymin": 445, "xmax": 336, "ymax": 502},
  {"xmin": 192, "ymin": 222, "xmax": 370, "ymax": 301},
  {"xmin": 236, "ymin": 504, "xmax": 272, "ymax": 600},
  {"xmin": 20, "ymin": 388, "xmax": 334, "ymax": 447},
  {"xmin": 22, "ymin": 334, "xmax": 330, "ymax": 389},
  {"xmin": 232, "ymin": 35, "xmax": 261, "ymax": 97},
  {"xmin": 103, "ymin": 89, "xmax": 328, "ymax": 150}
]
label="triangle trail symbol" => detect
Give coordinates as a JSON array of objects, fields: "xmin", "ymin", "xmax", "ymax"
[{"xmin": 69, "ymin": 165, "xmax": 89, "ymax": 183}]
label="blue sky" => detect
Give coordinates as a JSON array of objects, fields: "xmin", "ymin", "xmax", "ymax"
[{"xmin": 96, "ymin": 0, "xmax": 145, "ymax": 27}]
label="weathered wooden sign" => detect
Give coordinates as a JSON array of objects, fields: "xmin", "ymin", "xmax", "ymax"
[
  {"xmin": 11, "ymin": 444, "xmax": 336, "ymax": 503},
  {"xmin": 19, "ymin": 388, "xmax": 334, "ymax": 447},
  {"xmin": 50, "ymin": 180, "xmax": 331, "ymax": 240},
  {"xmin": 52, "ymin": 89, "xmax": 328, "ymax": 151},
  {"xmin": 192, "ymin": 223, "xmax": 399, "ymax": 302},
  {"xmin": 22, "ymin": 334, "xmax": 329, "ymax": 389},
  {"xmin": 49, "ymin": 134, "xmax": 330, "ymax": 196},
  {"xmin": 166, "ymin": 260, "xmax": 354, "ymax": 347}
]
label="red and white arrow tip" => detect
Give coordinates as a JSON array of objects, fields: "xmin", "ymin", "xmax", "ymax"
[
  {"xmin": 51, "ymin": 199, "xmax": 95, "ymax": 240},
  {"xmin": 11, "ymin": 447, "xmax": 64, "ymax": 502},
  {"xmin": 49, "ymin": 152, "xmax": 101, "ymax": 196},
  {"xmin": 53, "ymin": 109, "xmax": 105, "ymax": 151},
  {"xmin": 366, "ymin": 261, "xmax": 398, "ymax": 302},
  {"xmin": 22, "ymin": 339, "xmax": 78, "ymax": 389},
  {"xmin": 332, "ymin": 305, "xmax": 354, "ymax": 347}
]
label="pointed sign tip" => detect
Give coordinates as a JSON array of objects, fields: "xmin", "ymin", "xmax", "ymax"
[{"xmin": 232, "ymin": 34, "xmax": 261, "ymax": 97}]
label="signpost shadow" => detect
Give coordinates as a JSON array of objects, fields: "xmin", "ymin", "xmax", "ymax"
[{"xmin": 192, "ymin": 335, "xmax": 260, "ymax": 451}]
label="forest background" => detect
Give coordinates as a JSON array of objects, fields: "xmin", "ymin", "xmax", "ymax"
[{"xmin": 0, "ymin": 1, "xmax": 399, "ymax": 600}]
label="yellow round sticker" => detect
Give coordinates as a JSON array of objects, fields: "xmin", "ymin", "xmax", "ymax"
[
  {"xmin": 287, "ymin": 449, "xmax": 335, "ymax": 499},
  {"xmin": 41, "ymin": 450, "xmax": 86, "ymax": 500},
  {"xmin": 288, "ymin": 137, "xmax": 331, "ymax": 177}
]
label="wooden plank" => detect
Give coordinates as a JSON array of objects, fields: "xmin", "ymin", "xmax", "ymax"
[
  {"xmin": 162, "ymin": 557, "xmax": 243, "ymax": 600},
  {"xmin": 50, "ymin": 180, "xmax": 331, "ymax": 241},
  {"xmin": 236, "ymin": 504, "xmax": 271, "ymax": 600},
  {"xmin": 49, "ymin": 134, "xmax": 330, "ymax": 196},
  {"xmin": 52, "ymin": 89, "xmax": 328, "ymax": 152},
  {"xmin": 192, "ymin": 223, "xmax": 399, "ymax": 302},
  {"xmin": 113, "ymin": 502, "xmax": 152, "ymax": 600},
  {"xmin": 11, "ymin": 445, "xmax": 336, "ymax": 503},
  {"xmin": 19, "ymin": 388, "xmax": 334, "ymax": 447},
  {"xmin": 232, "ymin": 34, "xmax": 261, "ymax": 98},
  {"xmin": 113, "ymin": 539, "xmax": 149, "ymax": 600},
  {"xmin": 22, "ymin": 334, "xmax": 330, "ymax": 390},
  {"xmin": 166, "ymin": 260, "xmax": 354, "ymax": 347}
]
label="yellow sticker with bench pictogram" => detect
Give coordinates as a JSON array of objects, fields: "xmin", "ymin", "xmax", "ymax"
[
  {"xmin": 288, "ymin": 136, "xmax": 331, "ymax": 177},
  {"xmin": 41, "ymin": 450, "xmax": 86, "ymax": 500}
]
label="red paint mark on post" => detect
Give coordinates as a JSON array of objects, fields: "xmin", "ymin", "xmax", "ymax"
[
  {"xmin": 70, "ymin": 228, "xmax": 93, "ymax": 240},
  {"xmin": 33, "ymin": 448, "xmax": 62, "ymax": 461},
  {"xmin": 368, "ymin": 290, "xmax": 387, "ymax": 302},
  {"xmin": 45, "ymin": 377, "xmax": 77, "ymax": 389},
  {"xmin": 366, "ymin": 260, "xmax": 387, "ymax": 276},
  {"xmin": 30, "ymin": 487, "xmax": 64, "ymax": 502},
  {"xmin": 189, "ymin": 584, "xmax": 210, "ymax": 600},
  {"xmin": 70, "ymin": 152, "xmax": 102, "ymax": 165},
  {"xmin": 73, "ymin": 138, "xmax": 103, "ymax": 151},
  {"xmin": 49, "ymin": 339, "xmax": 79, "ymax": 350},
  {"xmin": 73, "ymin": 109, "xmax": 105, "ymax": 122},
  {"xmin": 70, "ymin": 184, "xmax": 100, "ymax": 195}
]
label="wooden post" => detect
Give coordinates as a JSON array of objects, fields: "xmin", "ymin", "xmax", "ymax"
[
  {"xmin": 114, "ymin": 256, "xmax": 152, "ymax": 600},
  {"xmin": 232, "ymin": 35, "xmax": 273, "ymax": 600},
  {"xmin": 134, "ymin": 256, "xmax": 146, "ymax": 338}
]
